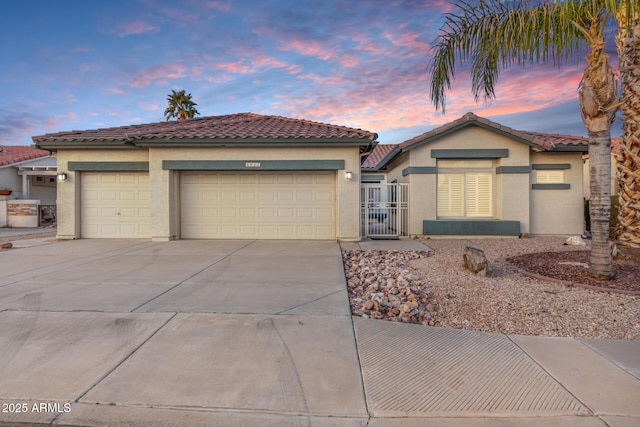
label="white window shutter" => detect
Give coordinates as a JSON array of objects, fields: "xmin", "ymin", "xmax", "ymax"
[
  {"xmin": 438, "ymin": 174, "xmax": 464, "ymax": 217},
  {"xmin": 466, "ymin": 173, "xmax": 492, "ymax": 217}
]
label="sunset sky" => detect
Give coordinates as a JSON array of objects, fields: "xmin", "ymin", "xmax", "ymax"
[{"xmin": 0, "ymin": 0, "xmax": 622, "ymax": 147}]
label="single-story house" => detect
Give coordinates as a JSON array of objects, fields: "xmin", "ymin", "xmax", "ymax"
[
  {"xmin": 0, "ymin": 145, "xmax": 57, "ymax": 227},
  {"xmin": 33, "ymin": 113, "xmax": 377, "ymax": 241},
  {"xmin": 362, "ymin": 112, "xmax": 589, "ymax": 237},
  {"xmin": 33, "ymin": 111, "xmax": 597, "ymax": 241},
  {"xmin": 0, "ymin": 145, "xmax": 57, "ymax": 203}
]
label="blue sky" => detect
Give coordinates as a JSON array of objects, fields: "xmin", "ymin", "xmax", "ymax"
[{"xmin": 0, "ymin": 0, "xmax": 622, "ymax": 147}]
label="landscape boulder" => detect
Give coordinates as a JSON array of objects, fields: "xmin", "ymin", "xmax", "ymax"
[
  {"xmin": 463, "ymin": 246, "xmax": 494, "ymax": 277},
  {"xmin": 564, "ymin": 236, "xmax": 586, "ymax": 246}
]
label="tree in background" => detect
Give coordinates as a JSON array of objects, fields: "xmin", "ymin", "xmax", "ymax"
[
  {"xmin": 429, "ymin": 0, "xmax": 618, "ymax": 279},
  {"xmin": 164, "ymin": 89, "xmax": 200, "ymax": 121},
  {"xmin": 609, "ymin": 0, "xmax": 640, "ymax": 260}
]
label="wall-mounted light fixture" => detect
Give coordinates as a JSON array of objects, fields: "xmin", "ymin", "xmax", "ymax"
[
  {"xmin": 345, "ymin": 171, "xmax": 353, "ymax": 180},
  {"xmin": 57, "ymin": 172, "xmax": 68, "ymax": 182}
]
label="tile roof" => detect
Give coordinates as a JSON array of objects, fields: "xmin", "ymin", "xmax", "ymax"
[
  {"xmin": 32, "ymin": 112, "xmax": 377, "ymax": 144},
  {"xmin": 0, "ymin": 145, "xmax": 51, "ymax": 167},
  {"xmin": 362, "ymin": 143, "xmax": 397, "ymax": 169},
  {"xmin": 359, "ymin": 112, "xmax": 594, "ymax": 170},
  {"xmin": 399, "ymin": 112, "xmax": 589, "ymax": 151}
]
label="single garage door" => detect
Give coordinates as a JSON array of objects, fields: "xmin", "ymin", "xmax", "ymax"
[
  {"xmin": 81, "ymin": 172, "xmax": 151, "ymax": 238},
  {"xmin": 181, "ymin": 171, "xmax": 336, "ymax": 239}
]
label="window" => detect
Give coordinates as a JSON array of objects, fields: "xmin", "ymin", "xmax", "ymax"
[
  {"xmin": 32, "ymin": 175, "xmax": 56, "ymax": 187},
  {"xmin": 437, "ymin": 160, "xmax": 493, "ymax": 218},
  {"xmin": 536, "ymin": 169, "xmax": 564, "ymax": 184}
]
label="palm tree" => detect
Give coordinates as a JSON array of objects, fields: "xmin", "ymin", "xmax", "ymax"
[
  {"xmin": 429, "ymin": 0, "xmax": 618, "ymax": 279},
  {"xmin": 164, "ymin": 89, "xmax": 200, "ymax": 121},
  {"xmin": 608, "ymin": 0, "xmax": 640, "ymax": 260}
]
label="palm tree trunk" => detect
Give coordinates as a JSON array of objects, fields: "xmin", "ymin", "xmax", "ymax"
[
  {"xmin": 615, "ymin": 8, "xmax": 640, "ymax": 262},
  {"xmin": 587, "ymin": 130, "xmax": 614, "ymax": 279},
  {"xmin": 579, "ymin": 24, "xmax": 617, "ymax": 280}
]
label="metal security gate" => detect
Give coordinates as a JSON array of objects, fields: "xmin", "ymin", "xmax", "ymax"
[{"xmin": 361, "ymin": 183, "xmax": 408, "ymax": 238}]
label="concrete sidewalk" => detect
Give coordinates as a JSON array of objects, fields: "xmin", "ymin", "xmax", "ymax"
[{"xmin": 0, "ymin": 238, "xmax": 637, "ymax": 427}]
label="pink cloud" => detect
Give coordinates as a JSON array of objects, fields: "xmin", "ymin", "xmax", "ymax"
[
  {"xmin": 138, "ymin": 101, "xmax": 161, "ymax": 111},
  {"xmin": 216, "ymin": 61, "xmax": 250, "ymax": 73},
  {"xmin": 130, "ymin": 63, "xmax": 188, "ymax": 87},
  {"xmin": 339, "ymin": 54, "xmax": 359, "ymax": 68},
  {"xmin": 159, "ymin": 7, "xmax": 200, "ymax": 25},
  {"xmin": 384, "ymin": 29, "xmax": 432, "ymax": 54},
  {"xmin": 204, "ymin": 1, "xmax": 232, "ymax": 11},
  {"xmin": 117, "ymin": 20, "xmax": 159, "ymax": 37},
  {"xmin": 297, "ymin": 73, "xmax": 350, "ymax": 86},
  {"xmin": 279, "ymin": 39, "xmax": 335, "ymax": 61},
  {"xmin": 264, "ymin": 59, "xmax": 587, "ymax": 143}
]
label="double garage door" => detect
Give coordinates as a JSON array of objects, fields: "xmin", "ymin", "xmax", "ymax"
[
  {"xmin": 181, "ymin": 171, "xmax": 336, "ymax": 239},
  {"xmin": 80, "ymin": 171, "xmax": 336, "ymax": 239}
]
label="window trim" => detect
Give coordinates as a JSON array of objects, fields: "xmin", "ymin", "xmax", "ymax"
[{"xmin": 437, "ymin": 160, "xmax": 494, "ymax": 219}]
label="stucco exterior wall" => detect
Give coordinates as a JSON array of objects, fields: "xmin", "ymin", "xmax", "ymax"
[
  {"xmin": 395, "ymin": 126, "xmax": 533, "ymax": 235},
  {"xmin": 530, "ymin": 152, "xmax": 584, "ymax": 235},
  {"xmin": 0, "ymin": 168, "xmax": 22, "ymax": 197},
  {"xmin": 55, "ymin": 149, "xmax": 150, "ymax": 239}
]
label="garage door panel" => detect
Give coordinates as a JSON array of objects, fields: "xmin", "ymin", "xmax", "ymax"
[
  {"xmin": 81, "ymin": 172, "xmax": 150, "ymax": 239},
  {"xmin": 258, "ymin": 175, "xmax": 275, "ymax": 184},
  {"xmin": 296, "ymin": 175, "xmax": 313, "ymax": 184},
  {"xmin": 277, "ymin": 175, "xmax": 294, "ymax": 184},
  {"xmin": 181, "ymin": 171, "xmax": 335, "ymax": 239}
]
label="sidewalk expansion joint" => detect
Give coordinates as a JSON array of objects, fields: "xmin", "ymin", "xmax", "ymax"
[
  {"xmin": 275, "ymin": 288, "xmax": 345, "ymax": 314},
  {"xmin": 130, "ymin": 240, "xmax": 258, "ymax": 312},
  {"xmin": 349, "ymin": 315, "xmax": 372, "ymax": 418},
  {"xmin": 70, "ymin": 312, "xmax": 178, "ymax": 405},
  {"xmin": 506, "ymin": 334, "xmax": 595, "ymax": 416}
]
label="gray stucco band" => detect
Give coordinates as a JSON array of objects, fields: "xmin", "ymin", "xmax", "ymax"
[
  {"xmin": 423, "ymin": 219, "xmax": 520, "ymax": 236},
  {"xmin": 402, "ymin": 167, "xmax": 438, "ymax": 176},
  {"xmin": 532, "ymin": 183, "xmax": 571, "ymax": 190},
  {"xmin": 496, "ymin": 166, "xmax": 532, "ymax": 174},
  {"xmin": 532, "ymin": 163, "xmax": 571, "ymax": 170},
  {"xmin": 431, "ymin": 149, "xmax": 509, "ymax": 159},
  {"xmin": 68, "ymin": 161, "xmax": 150, "ymax": 171},
  {"xmin": 362, "ymin": 175, "xmax": 385, "ymax": 182},
  {"xmin": 162, "ymin": 160, "xmax": 345, "ymax": 171}
]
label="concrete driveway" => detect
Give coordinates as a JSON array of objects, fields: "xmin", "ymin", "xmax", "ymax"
[{"xmin": 0, "ymin": 239, "xmax": 367, "ymax": 426}]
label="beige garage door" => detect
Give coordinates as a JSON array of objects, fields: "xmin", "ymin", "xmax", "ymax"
[
  {"xmin": 81, "ymin": 172, "xmax": 151, "ymax": 238},
  {"xmin": 181, "ymin": 171, "xmax": 336, "ymax": 239}
]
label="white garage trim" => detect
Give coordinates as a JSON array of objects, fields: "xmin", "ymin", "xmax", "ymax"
[
  {"xmin": 81, "ymin": 172, "xmax": 151, "ymax": 238},
  {"xmin": 181, "ymin": 171, "xmax": 336, "ymax": 239}
]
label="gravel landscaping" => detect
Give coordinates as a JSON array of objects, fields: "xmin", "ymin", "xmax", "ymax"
[{"xmin": 343, "ymin": 236, "xmax": 640, "ymax": 340}]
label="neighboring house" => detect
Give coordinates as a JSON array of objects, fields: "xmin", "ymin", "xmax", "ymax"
[
  {"xmin": 363, "ymin": 113, "xmax": 588, "ymax": 237},
  {"xmin": 33, "ymin": 113, "xmax": 377, "ymax": 241},
  {"xmin": 0, "ymin": 145, "xmax": 56, "ymax": 203}
]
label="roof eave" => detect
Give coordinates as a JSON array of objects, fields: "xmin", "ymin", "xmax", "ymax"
[
  {"xmin": 403, "ymin": 121, "xmax": 539, "ymax": 153},
  {"xmin": 548, "ymin": 144, "xmax": 588, "ymax": 153},
  {"xmin": 33, "ymin": 140, "xmax": 141, "ymax": 150},
  {"xmin": 133, "ymin": 137, "xmax": 377, "ymax": 148}
]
